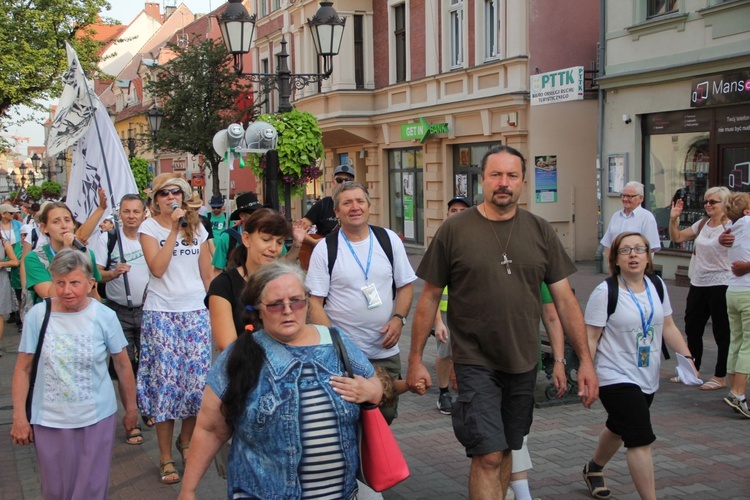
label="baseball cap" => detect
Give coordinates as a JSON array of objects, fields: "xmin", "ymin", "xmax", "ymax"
[
  {"xmin": 447, "ymin": 196, "xmax": 470, "ymax": 208},
  {"xmin": 333, "ymin": 164, "xmax": 355, "ymax": 178},
  {"xmin": 0, "ymin": 204, "xmax": 20, "ymax": 214}
]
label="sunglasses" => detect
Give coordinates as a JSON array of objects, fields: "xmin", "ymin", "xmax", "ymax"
[
  {"xmin": 334, "ymin": 177, "xmax": 351, "ymax": 184},
  {"xmin": 704, "ymin": 199, "xmax": 721, "ymax": 206},
  {"xmin": 262, "ymin": 297, "xmax": 308, "ymax": 314},
  {"xmin": 156, "ymin": 187, "xmax": 182, "ymax": 197},
  {"xmin": 617, "ymin": 246, "xmax": 648, "ymax": 255}
]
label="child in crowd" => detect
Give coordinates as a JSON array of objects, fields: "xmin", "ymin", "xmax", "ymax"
[
  {"xmin": 375, "ymin": 366, "xmax": 425, "ymax": 408},
  {"xmin": 721, "ymin": 192, "xmax": 750, "ymax": 418}
]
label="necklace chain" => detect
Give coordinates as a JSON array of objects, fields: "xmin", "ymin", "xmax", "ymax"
[{"xmin": 480, "ymin": 204, "xmax": 516, "ymax": 274}]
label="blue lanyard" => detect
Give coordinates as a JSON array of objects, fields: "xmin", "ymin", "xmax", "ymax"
[
  {"xmin": 620, "ymin": 276, "xmax": 654, "ymax": 340},
  {"xmin": 341, "ymin": 227, "xmax": 373, "ymax": 282}
]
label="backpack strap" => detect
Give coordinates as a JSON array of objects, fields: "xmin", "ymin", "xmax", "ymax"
[
  {"xmin": 605, "ymin": 275, "xmax": 619, "ymax": 321},
  {"xmin": 693, "ymin": 217, "xmax": 709, "ymax": 255},
  {"xmin": 31, "ymin": 228, "xmax": 38, "ymax": 249},
  {"xmin": 104, "ymin": 229, "xmax": 118, "ymax": 270},
  {"xmin": 326, "ymin": 226, "xmax": 397, "ymax": 300}
]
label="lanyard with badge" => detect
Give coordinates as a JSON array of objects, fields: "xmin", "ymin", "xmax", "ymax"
[
  {"xmin": 341, "ymin": 228, "xmax": 382, "ymax": 309},
  {"xmin": 620, "ymin": 276, "xmax": 654, "ymax": 368}
]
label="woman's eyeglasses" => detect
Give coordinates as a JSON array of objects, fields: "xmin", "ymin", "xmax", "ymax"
[
  {"xmin": 156, "ymin": 187, "xmax": 182, "ymax": 197},
  {"xmin": 262, "ymin": 298, "xmax": 308, "ymax": 314},
  {"xmin": 617, "ymin": 246, "xmax": 648, "ymax": 255},
  {"xmin": 704, "ymin": 199, "xmax": 721, "ymax": 206}
]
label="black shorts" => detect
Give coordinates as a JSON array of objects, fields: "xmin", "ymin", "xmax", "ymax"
[
  {"xmin": 599, "ymin": 383, "xmax": 656, "ymax": 448},
  {"xmin": 452, "ymin": 364, "xmax": 536, "ymax": 457}
]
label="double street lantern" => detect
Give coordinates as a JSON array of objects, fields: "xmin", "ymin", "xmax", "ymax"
[
  {"xmin": 56, "ymin": 152, "xmax": 66, "ymax": 175},
  {"xmin": 218, "ymin": 1, "xmax": 345, "ymax": 216}
]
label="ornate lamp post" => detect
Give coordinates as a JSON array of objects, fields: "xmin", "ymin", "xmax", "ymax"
[
  {"xmin": 218, "ymin": 0, "xmax": 345, "ymax": 216},
  {"xmin": 30, "ymin": 153, "xmax": 42, "ymax": 185},
  {"xmin": 18, "ymin": 162, "xmax": 27, "ymax": 189},
  {"xmin": 147, "ymin": 106, "xmax": 164, "ymax": 175},
  {"xmin": 56, "ymin": 152, "xmax": 67, "ymax": 175}
]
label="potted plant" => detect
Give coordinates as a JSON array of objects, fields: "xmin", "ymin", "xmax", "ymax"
[{"xmin": 246, "ymin": 109, "xmax": 324, "ymax": 198}]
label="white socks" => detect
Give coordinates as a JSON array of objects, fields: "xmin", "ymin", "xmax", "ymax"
[{"xmin": 510, "ymin": 479, "xmax": 532, "ymax": 500}]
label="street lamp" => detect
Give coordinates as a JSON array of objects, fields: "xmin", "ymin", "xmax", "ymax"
[
  {"xmin": 18, "ymin": 162, "xmax": 27, "ymax": 189},
  {"xmin": 218, "ymin": 0, "xmax": 345, "ymax": 216},
  {"xmin": 56, "ymin": 152, "xmax": 67, "ymax": 174},
  {"xmin": 125, "ymin": 122, "xmax": 137, "ymax": 159},
  {"xmin": 147, "ymin": 106, "xmax": 164, "ymax": 175}
]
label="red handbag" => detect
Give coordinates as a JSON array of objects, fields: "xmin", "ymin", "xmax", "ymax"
[
  {"xmin": 357, "ymin": 402, "xmax": 410, "ymax": 491},
  {"xmin": 330, "ymin": 328, "xmax": 410, "ymax": 492}
]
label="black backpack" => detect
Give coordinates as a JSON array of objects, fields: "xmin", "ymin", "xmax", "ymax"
[
  {"xmin": 605, "ymin": 273, "xmax": 669, "ymax": 359},
  {"xmin": 325, "ymin": 226, "xmax": 396, "ymax": 300}
]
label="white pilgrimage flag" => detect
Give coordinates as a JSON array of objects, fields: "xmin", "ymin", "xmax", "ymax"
[
  {"xmin": 66, "ymin": 100, "xmax": 138, "ymax": 224},
  {"xmin": 47, "ymin": 42, "xmax": 99, "ymax": 156}
]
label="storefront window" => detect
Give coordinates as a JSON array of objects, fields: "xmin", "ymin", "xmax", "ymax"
[
  {"xmin": 644, "ymin": 110, "xmax": 711, "ymax": 252},
  {"xmin": 389, "ymin": 148, "xmax": 423, "ymax": 244},
  {"xmin": 452, "ymin": 142, "xmax": 500, "ymax": 205}
]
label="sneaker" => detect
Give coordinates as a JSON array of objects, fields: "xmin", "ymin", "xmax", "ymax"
[
  {"xmin": 437, "ymin": 392, "xmax": 453, "ymax": 415},
  {"xmin": 723, "ymin": 394, "xmax": 750, "ymax": 418}
]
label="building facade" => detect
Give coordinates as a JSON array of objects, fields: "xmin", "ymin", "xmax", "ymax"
[
  {"xmin": 599, "ymin": 0, "xmax": 750, "ymax": 278},
  {"xmin": 253, "ymin": 0, "xmax": 600, "ymax": 258}
]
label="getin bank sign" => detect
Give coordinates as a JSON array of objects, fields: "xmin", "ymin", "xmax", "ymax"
[{"xmin": 530, "ymin": 66, "xmax": 584, "ymax": 106}]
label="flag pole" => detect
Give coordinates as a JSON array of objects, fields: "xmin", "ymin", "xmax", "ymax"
[{"xmin": 79, "ymin": 65, "xmax": 134, "ymax": 309}]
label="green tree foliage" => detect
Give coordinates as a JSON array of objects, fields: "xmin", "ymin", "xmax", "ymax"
[
  {"xmin": 145, "ymin": 38, "xmax": 260, "ymax": 196},
  {"xmin": 0, "ymin": 0, "xmax": 110, "ymax": 126},
  {"xmin": 41, "ymin": 180, "xmax": 62, "ymax": 199},
  {"xmin": 25, "ymin": 185, "xmax": 43, "ymax": 201},
  {"xmin": 129, "ymin": 156, "xmax": 153, "ymax": 198}
]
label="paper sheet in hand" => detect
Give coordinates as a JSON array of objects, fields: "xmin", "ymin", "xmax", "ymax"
[{"xmin": 675, "ymin": 353, "xmax": 703, "ymax": 386}]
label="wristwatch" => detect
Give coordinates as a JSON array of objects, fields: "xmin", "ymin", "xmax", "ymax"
[
  {"xmin": 554, "ymin": 357, "xmax": 566, "ymax": 365},
  {"xmin": 392, "ymin": 313, "xmax": 406, "ymax": 325}
]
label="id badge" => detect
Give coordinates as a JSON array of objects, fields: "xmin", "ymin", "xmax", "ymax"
[
  {"xmin": 638, "ymin": 346, "xmax": 650, "ymax": 368},
  {"xmin": 361, "ymin": 283, "xmax": 383, "ymax": 309}
]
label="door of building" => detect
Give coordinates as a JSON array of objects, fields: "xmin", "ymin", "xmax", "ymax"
[{"xmin": 388, "ymin": 149, "xmax": 423, "ymax": 245}]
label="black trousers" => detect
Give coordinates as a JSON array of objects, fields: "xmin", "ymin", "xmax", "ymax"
[{"xmin": 684, "ymin": 284, "xmax": 730, "ymax": 377}]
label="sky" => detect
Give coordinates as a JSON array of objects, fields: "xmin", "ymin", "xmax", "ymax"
[{"xmin": 11, "ymin": 1, "xmax": 219, "ymax": 152}]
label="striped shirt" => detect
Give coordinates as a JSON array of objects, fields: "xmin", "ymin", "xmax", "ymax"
[{"xmin": 297, "ymin": 361, "xmax": 346, "ymax": 499}]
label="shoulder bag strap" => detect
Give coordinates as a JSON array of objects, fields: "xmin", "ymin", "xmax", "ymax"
[
  {"xmin": 329, "ymin": 327, "xmax": 353, "ymax": 379},
  {"xmin": 26, "ymin": 297, "xmax": 52, "ymax": 418}
]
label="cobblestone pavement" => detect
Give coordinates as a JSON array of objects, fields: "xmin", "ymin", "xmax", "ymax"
[{"xmin": 2, "ymin": 259, "xmax": 749, "ymax": 499}]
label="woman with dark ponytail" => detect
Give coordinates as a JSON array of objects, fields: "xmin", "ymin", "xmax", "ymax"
[
  {"xmin": 180, "ymin": 261, "xmax": 382, "ymax": 500},
  {"xmin": 206, "ymin": 208, "xmax": 291, "ymax": 351}
]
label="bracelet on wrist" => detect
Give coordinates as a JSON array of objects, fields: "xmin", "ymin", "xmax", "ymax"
[
  {"xmin": 292, "ymin": 243, "xmax": 302, "ymax": 249},
  {"xmin": 554, "ymin": 357, "xmax": 566, "ymax": 365}
]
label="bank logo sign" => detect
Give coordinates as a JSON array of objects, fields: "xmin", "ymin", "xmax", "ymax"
[
  {"xmin": 530, "ymin": 66, "xmax": 584, "ymax": 106},
  {"xmin": 690, "ymin": 71, "xmax": 750, "ymax": 107}
]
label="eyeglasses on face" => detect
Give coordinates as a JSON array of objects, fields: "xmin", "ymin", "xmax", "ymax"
[
  {"xmin": 704, "ymin": 199, "xmax": 721, "ymax": 206},
  {"xmin": 262, "ymin": 297, "xmax": 308, "ymax": 314},
  {"xmin": 621, "ymin": 193, "xmax": 640, "ymax": 200},
  {"xmin": 334, "ymin": 177, "xmax": 351, "ymax": 184},
  {"xmin": 617, "ymin": 246, "xmax": 648, "ymax": 255},
  {"xmin": 156, "ymin": 188, "xmax": 182, "ymax": 197}
]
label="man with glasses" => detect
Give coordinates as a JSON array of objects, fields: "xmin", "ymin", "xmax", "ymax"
[
  {"xmin": 600, "ymin": 181, "xmax": 661, "ymax": 265},
  {"xmin": 297, "ymin": 164, "xmax": 355, "ymax": 270}
]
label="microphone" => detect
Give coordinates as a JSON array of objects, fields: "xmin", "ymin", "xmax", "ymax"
[
  {"xmin": 72, "ymin": 239, "xmax": 87, "ymax": 252},
  {"xmin": 170, "ymin": 202, "xmax": 188, "ymax": 228}
]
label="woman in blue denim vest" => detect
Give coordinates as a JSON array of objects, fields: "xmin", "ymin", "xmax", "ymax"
[{"xmin": 179, "ymin": 261, "xmax": 382, "ymax": 499}]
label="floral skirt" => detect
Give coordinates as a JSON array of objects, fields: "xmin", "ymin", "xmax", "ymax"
[{"xmin": 137, "ymin": 309, "xmax": 211, "ymax": 421}]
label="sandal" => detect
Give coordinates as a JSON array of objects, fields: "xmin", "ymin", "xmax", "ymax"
[
  {"xmin": 583, "ymin": 462, "xmax": 611, "ymax": 499},
  {"xmin": 125, "ymin": 426, "xmax": 143, "ymax": 445},
  {"xmin": 669, "ymin": 375, "xmax": 681, "ymax": 383},
  {"xmin": 176, "ymin": 438, "xmax": 190, "ymax": 467},
  {"xmin": 700, "ymin": 377, "xmax": 727, "ymax": 391},
  {"xmin": 141, "ymin": 415, "xmax": 156, "ymax": 428},
  {"xmin": 159, "ymin": 460, "xmax": 180, "ymax": 485}
]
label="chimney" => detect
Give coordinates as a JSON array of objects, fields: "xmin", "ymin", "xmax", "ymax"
[
  {"xmin": 144, "ymin": 2, "xmax": 162, "ymax": 22},
  {"xmin": 164, "ymin": 5, "xmax": 177, "ymax": 21}
]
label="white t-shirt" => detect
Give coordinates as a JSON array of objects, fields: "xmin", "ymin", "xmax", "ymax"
[
  {"xmin": 23, "ymin": 226, "xmax": 49, "ymax": 249},
  {"xmin": 305, "ymin": 228, "xmax": 417, "ymax": 359},
  {"xmin": 19, "ymin": 299, "xmax": 127, "ymax": 428},
  {"xmin": 584, "ymin": 276, "xmax": 673, "ymax": 394},
  {"xmin": 690, "ymin": 219, "xmax": 731, "ymax": 287},
  {"xmin": 728, "ymin": 216, "xmax": 750, "ymax": 289},
  {"xmin": 600, "ymin": 206, "xmax": 661, "ymax": 251},
  {"xmin": 92, "ymin": 229, "xmax": 150, "ymax": 307},
  {"xmin": 138, "ymin": 218, "xmax": 208, "ymax": 312}
]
